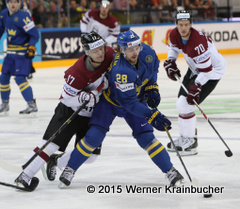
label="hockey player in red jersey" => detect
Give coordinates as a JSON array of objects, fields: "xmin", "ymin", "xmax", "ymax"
[
  {"xmin": 163, "ymin": 10, "xmax": 227, "ymax": 156},
  {"xmin": 80, "ymin": 0, "xmax": 120, "ymax": 48},
  {"xmin": 14, "ymin": 31, "xmax": 116, "ymax": 190}
]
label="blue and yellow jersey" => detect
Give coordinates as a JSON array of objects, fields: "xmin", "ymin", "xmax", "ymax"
[
  {"xmin": 0, "ymin": 9, "xmax": 39, "ymax": 52},
  {"xmin": 103, "ymin": 43, "xmax": 160, "ymax": 118}
]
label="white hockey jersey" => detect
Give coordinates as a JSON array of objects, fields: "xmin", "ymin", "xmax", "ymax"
[
  {"xmin": 80, "ymin": 9, "xmax": 120, "ymax": 47},
  {"xmin": 167, "ymin": 27, "xmax": 227, "ymax": 85}
]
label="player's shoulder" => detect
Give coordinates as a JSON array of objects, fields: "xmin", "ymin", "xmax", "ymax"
[
  {"xmin": 188, "ymin": 27, "xmax": 209, "ymax": 47},
  {"xmin": 111, "ymin": 53, "xmax": 131, "ymax": 74},
  {"xmin": 0, "ymin": 9, "xmax": 9, "ymax": 19},
  {"xmin": 169, "ymin": 27, "xmax": 179, "ymax": 39},
  {"xmin": 66, "ymin": 55, "xmax": 87, "ymax": 76},
  {"xmin": 105, "ymin": 14, "xmax": 120, "ymax": 27},
  {"xmin": 140, "ymin": 43, "xmax": 157, "ymax": 59},
  {"xmin": 15, "ymin": 10, "xmax": 30, "ymax": 18},
  {"xmin": 88, "ymin": 9, "xmax": 100, "ymax": 18},
  {"xmin": 105, "ymin": 46, "xmax": 116, "ymax": 59},
  {"xmin": 107, "ymin": 13, "xmax": 119, "ymax": 23}
]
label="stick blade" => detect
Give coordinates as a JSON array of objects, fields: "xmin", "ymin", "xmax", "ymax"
[{"xmin": 225, "ymin": 150, "xmax": 233, "ymax": 157}]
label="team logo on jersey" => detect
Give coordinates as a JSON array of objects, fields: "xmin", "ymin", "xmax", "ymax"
[
  {"xmin": 8, "ymin": 29, "xmax": 16, "ymax": 36},
  {"xmin": 145, "ymin": 55, "xmax": 153, "ymax": 63},
  {"xmin": 14, "ymin": 17, "xmax": 18, "ymax": 22},
  {"xmin": 115, "ymin": 82, "xmax": 134, "ymax": 92}
]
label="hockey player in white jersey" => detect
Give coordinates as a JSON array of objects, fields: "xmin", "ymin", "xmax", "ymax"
[
  {"xmin": 80, "ymin": 0, "xmax": 120, "ymax": 48},
  {"xmin": 163, "ymin": 10, "xmax": 227, "ymax": 156}
]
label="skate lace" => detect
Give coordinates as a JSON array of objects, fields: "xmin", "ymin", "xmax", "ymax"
[
  {"xmin": 50, "ymin": 165, "xmax": 57, "ymax": 178},
  {"xmin": 170, "ymin": 136, "xmax": 183, "ymax": 147},
  {"xmin": 62, "ymin": 166, "xmax": 75, "ymax": 181},
  {"xmin": 166, "ymin": 168, "xmax": 177, "ymax": 183},
  {"xmin": 180, "ymin": 137, "xmax": 194, "ymax": 148},
  {"xmin": 19, "ymin": 172, "xmax": 31, "ymax": 184}
]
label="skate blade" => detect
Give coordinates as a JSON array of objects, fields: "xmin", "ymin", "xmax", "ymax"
[
  {"xmin": 178, "ymin": 148, "xmax": 198, "ymax": 156},
  {"xmin": 19, "ymin": 112, "xmax": 38, "ymax": 118},
  {"xmin": 41, "ymin": 165, "xmax": 49, "ymax": 181},
  {"xmin": 174, "ymin": 179, "xmax": 185, "ymax": 187},
  {"xmin": 58, "ymin": 182, "xmax": 68, "ymax": 189},
  {"xmin": 0, "ymin": 111, "xmax": 9, "ymax": 116}
]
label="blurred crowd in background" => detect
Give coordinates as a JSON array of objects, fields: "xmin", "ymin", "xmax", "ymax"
[{"xmin": 0, "ymin": 0, "xmax": 234, "ymax": 28}]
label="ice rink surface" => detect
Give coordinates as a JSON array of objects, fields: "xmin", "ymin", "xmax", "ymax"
[{"xmin": 0, "ymin": 55, "xmax": 239, "ymax": 209}]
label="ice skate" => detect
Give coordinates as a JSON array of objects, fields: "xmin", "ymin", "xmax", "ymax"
[
  {"xmin": 167, "ymin": 129, "xmax": 198, "ymax": 156},
  {"xmin": 176, "ymin": 136, "xmax": 198, "ymax": 156},
  {"xmin": 0, "ymin": 101, "xmax": 9, "ymax": 115},
  {"xmin": 41, "ymin": 154, "xmax": 59, "ymax": 181},
  {"xmin": 59, "ymin": 165, "xmax": 76, "ymax": 188},
  {"xmin": 167, "ymin": 136, "xmax": 183, "ymax": 152},
  {"xmin": 19, "ymin": 99, "xmax": 38, "ymax": 115},
  {"xmin": 166, "ymin": 167, "xmax": 184, "ymax": 187},
  {"xmin": 14, "ymin": 172, "xmax": 39, "ymax": 191}
]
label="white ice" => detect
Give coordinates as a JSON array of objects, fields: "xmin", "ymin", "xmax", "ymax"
[{"xmin": 0, "ymin": 55, "xmax": 239, "ymax": 209}]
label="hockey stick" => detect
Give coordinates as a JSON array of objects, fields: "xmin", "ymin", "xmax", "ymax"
[
  {"xmin": 175, "ymin": 75, "xmax": 233, "ymax": 157},
  {"xmin": 0, "ymin": 82, "xmax": 105, "ymax": 173},
  {"xmin": 153, "ymin": 102, "xmax": 198, "ymax": 186},
  {"xmin": 0, "ymin": 101, "xmax": 88, "ymax": 173},
  {"xmin": 164, "ymin": 126, "xmax": 199, "ymax": 186},
  {"xmin": 0, "ymin": 45, "xmax": 80, "ymax": 59},
  {"xmin": 0, "ymin": 177, "xmax": 39, "ymax": 192}
]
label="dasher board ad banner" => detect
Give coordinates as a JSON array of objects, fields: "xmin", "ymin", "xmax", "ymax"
[{"xmin": 131, "ymin": 22, "xmax": 240, "ymax": 55}]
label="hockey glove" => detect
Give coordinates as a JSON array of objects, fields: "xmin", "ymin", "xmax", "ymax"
[
  {"xmin": 144, "ymin": 83, "xmax": 161, "ymax": 108},
  {"xmin": 78, "ymin": 90, "xmax": 100, "ymax": 107},
  {"xmin": 187, "ymin": 82, "xmax": 202, "ymax": 105},
  {"xmin": 163, "ymin": 60, "xmax": 181, "ymax": 81},
  {"xmin": 146, "ymin": 109, "xmax": 171, "ymax": 131},
  {"xmin": 25, "ymin": 46, "xmax": 36, "ymax": 59}
]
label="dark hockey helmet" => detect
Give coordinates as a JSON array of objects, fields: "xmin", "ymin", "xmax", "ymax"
[
  {"xmin": 175, "ymin": 10, "xmax": 193, "ymax": 24},
  {"xmin": 81, "ymin": 31, "xmax": 106, "ymax": 55},
  {"xmin": 117, "ymin": 30, "xmax": 142, "ymax": 56}
]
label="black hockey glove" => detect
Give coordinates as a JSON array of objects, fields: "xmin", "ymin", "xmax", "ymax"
[{"xmin": 25, "ymin": 46, "xmax": 36, "ymax": 59}]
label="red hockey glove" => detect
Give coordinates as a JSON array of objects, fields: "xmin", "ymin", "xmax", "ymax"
[
  {"xmin": 163, "ymin": 60, "xmax": 181, "ymax": 81},
  {"xmin": 145, "ymin": 109, "xmax": 171, "ymax": 131},
  {"xmin": 78, "ymin": 90, "xmax": 100, "ymax": 107},
  {"xmin": 25, "ymin": 46, "xmax": 36, "ymax": 59},
  {"xmin": 187, "ymin": 83, "xmax": 202, "ymax": 105}
]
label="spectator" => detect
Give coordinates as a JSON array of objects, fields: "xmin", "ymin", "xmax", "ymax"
[
  {"xmin": 69, "ymin": 0, "xmax": 81, "ymax": 25},
  {"xmin": 80, "ymin": 0, "xmax": 120, "ymax": 48},
  {"xmin": 204, "ymin": 0, "xmax": 216, "ymax": 20},
  {"xmin": 189, "ymin": 0, "xmax": 205, "ymax": 21},
  {"xmin": 151, "ymin": 0, "xmax": 161, "ymax": 9},
  {"xmin": 78, "ymin": 0, "xmax": 88, "ymax": 19},
  {"xmin": 169, "ymin": 0, "xmax": 178, "ymax": 20},
  {"xmin": 184, "ymin": 0, "xmax": 191, "ymax": 10},
  {"xmin": 159, "ymin": 0, "xmax": 174, "ymax": 23},
  {"xmin": 47, "ymin": 1, "xmax": 58, "ymax": 27},
  {"xmin": 89, "ymin": 0, "xmax": 97, "ymax": 9},
  {"xmin": 129, "ymin": 0, "xmax": 138, "ymax": 9},
  {"xmin": 112, "ymin": 0, "xmax": 128, "ymax": 10},
  {"xmin": 32, "ymin": 3, "xmax": 48, "ymax": 28}
]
